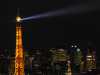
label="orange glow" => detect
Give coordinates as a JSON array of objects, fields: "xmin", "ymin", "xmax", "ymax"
[{"xmin": 15, "ymin": 24, "xmax": 24, "ymax": 75}]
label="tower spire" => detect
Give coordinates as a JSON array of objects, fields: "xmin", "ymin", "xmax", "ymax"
[
  {"xmin": 16, "ymin": 8, "xmax": 22, "ymax": 23},
  {"xmin": 14, "ymin": 18, "xmax": 24, "ymax": 75}
]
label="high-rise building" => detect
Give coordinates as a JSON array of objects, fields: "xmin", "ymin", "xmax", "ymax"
[
  {"xmin": 74, "ymin": 48, "xmax": 84, "ymax": 73},
  {"xmin": 65, "ymin": 60, "xmax": 72, "ymax": 75},
  {"xmin": 74, "ymin": 48, "xmax": 83, "ymax": 65},
  {"xmin": 51, "ymin": 48, "xmax": 69, "ymax": 75},
  {"xmin": 86, "ymin": 48, "xmax": 96, "ymax": 71},
  {"xmin": 52, "ymin": 48, "xmax": 68, "ymax": 63},
  {"xmin": 29, "ymin": 49, "xmax": 52, "ymax": 75}
]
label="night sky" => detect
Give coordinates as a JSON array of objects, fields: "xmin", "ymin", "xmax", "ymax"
[{"xmin": 0, "ymin": 0, "xmax": 100, "ymax": 56}]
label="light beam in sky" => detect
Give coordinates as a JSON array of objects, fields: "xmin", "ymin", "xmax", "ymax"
[{"xmin": 22, "ymin": 2, "xmax": 100, "ymax": 21}]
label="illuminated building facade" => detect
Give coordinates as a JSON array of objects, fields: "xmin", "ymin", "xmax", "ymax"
[
  {"xmin": 86, "ymin": 49, "xmax": 96, "ymax": 71},
  {"xmin": 51, "ymin": 48, "xmax": 69, "ymax": 75},
  {"xmin": 74, "ymin": 48, "xmax": 84, "ymax": 73},
  {"xmin": 69, "ymin": 43, "xmax": 86, "ymax": 74},
  {"xmin": 65, "ymin": 60, "xmax": 72, "ymax": 75},
  {"xmin": 52, "ymin": 49, "xmax": 68, "ymax": 63}
]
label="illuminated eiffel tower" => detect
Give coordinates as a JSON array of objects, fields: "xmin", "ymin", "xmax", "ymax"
[{"xmin": 14, "ymin": 16, "xmax": 25, "ymax": 75}]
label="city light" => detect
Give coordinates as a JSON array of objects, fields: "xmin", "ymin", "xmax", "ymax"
[
  {"xmin": 77, "ymin": 48, "xmax": 80, "ymax": 52},
  {"xmin": 74, "ymin": 45, "xmax": 77, "ymax": 48},
  {"xmin": 58, "ymin": 49, "xmax": 64, "ymax": 51},
  {"xmin": 87, "ymin": 55, "xmax": 92, "ymax": 58},
  {"xmin": 33, "ymin": 64, "xmax": 40, "ymax": 67},
  {"xmin": 71, "ymin": 45, "xmax": 74, "ymax": 48}
]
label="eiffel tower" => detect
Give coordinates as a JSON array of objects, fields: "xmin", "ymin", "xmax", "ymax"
[{"xmin": 14, "ymin": 16, "xmax": 24, "ymax": 75}]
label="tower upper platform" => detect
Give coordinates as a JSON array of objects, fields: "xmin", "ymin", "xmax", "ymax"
[{"xmin": 16, "ymin": 16, "xmax": 22, "ymax": 22}]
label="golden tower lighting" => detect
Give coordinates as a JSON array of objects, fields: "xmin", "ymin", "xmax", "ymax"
[{"xmin": 14, "ymin": 16, "xmax": 24, "ymax": 75}]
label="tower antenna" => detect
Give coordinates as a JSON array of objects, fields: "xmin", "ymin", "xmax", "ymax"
[
  {"xmin": 17, "ymin": 8, "xmax": 20, "ymax": 16},
  {"xmin": 16, "ymin": 8, "xmax": 22, "ymax": 22}
]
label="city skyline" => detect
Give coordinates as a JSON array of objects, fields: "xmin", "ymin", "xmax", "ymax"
[{"xmin": 0, "ymin": 0, "xmax": 100, "ymax": 75}]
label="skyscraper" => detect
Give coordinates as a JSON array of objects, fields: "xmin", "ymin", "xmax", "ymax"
[
  {"xmin": 74, "ymin": 48, "xmax": 84, "ymax": 73},
  {"xmin": 86, "ymin": 48, "xmax": 96, "ymax": 71},
  {"xmin": 51, "ymin": 48, "xmax": 69, "ymax": 75},
  {"xmin": 65, "ymin": 60, "xmax": 72, "ymax": 75}
]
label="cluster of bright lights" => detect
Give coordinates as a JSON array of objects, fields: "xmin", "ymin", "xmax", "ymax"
[
  {"xmin": 86, "ymin": 55, "xmax": 92, "ymax": 60},
  {"xmin": 71, "ymin": 45, "xmax": 77, "ymax": 48}
]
